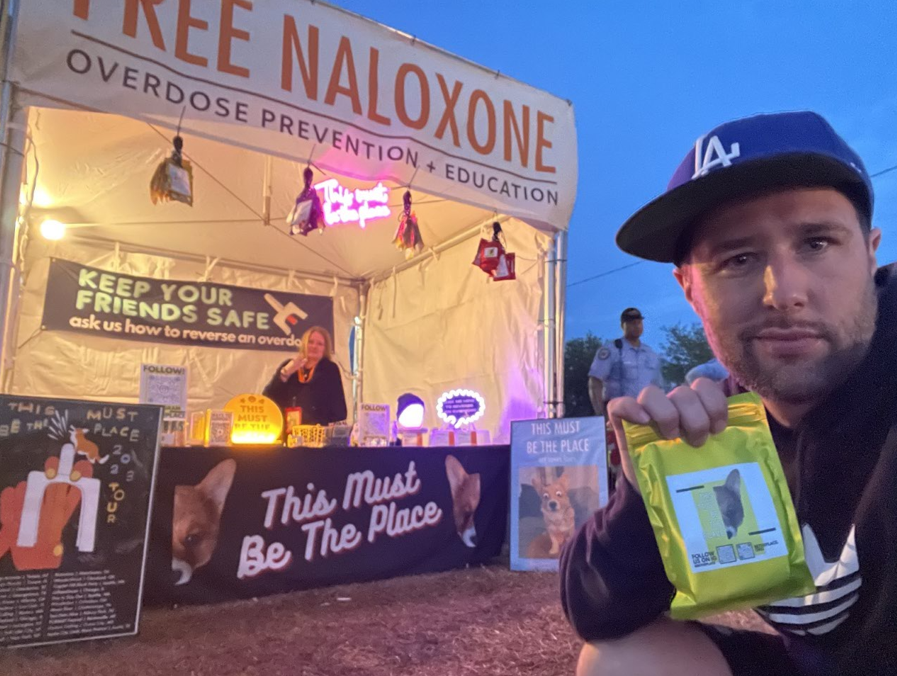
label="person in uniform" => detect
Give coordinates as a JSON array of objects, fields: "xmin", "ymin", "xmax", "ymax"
[
  {"xmin": 588, "ymin": 308, "xmax": 664, "ymax": 487},
  {"xmin": 587, "ymin": 308, "xmax": 664, "ymax": 418}
]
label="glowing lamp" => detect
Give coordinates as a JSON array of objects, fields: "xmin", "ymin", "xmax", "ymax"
[
  {"xmin": 40, "ymin": 219, "xmax": 66, "ymax": 241},
  {"xmin": 224, "ymin": 394, "xmax": 284, "ymax": 445},
  {"xmin": 397, "ymin": 393, "xmax": 426, "ymax": 429},
  {"xmin": 436, "ymin": 389, "xmax": 485, "ymax": 429}
]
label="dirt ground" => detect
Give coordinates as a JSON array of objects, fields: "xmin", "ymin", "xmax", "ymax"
[{"xmin": 0, "ymin": 562, "xmax": 769, "ymax": 676}]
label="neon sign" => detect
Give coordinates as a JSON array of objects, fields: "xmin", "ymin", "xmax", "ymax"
[
  {"xmin": 315, "ymin": 178, "xmax": 391, "ymax": 229},
  {"xmin": 437, "ymin": 389, "xmax": 485, "ymax": 428}
]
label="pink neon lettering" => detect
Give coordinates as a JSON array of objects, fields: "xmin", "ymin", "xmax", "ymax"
[{"xmin": 315, "ymin": 178, "xmax": 391, "ymax": 229}]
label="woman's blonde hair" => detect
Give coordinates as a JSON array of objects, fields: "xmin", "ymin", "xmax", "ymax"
[{"xmin": 300, "ymin": 326, "xmax": 334, "ymax": 360}]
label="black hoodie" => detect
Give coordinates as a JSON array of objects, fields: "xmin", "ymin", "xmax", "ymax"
[{"xmin": 560, "ymin": 265, "xmax": 897, "ymax": 675}]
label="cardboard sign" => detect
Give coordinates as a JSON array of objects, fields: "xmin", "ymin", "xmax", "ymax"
[
  {"xmin": 0, "ymin": 396, "xmax": 161, "ymax": 648},
  {"xmin": 510, "ymin": 417, "xmax": 607, "ymax": 571}
]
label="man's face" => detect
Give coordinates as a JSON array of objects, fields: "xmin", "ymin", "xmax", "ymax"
[
  {"xmin": 674, "ymin": 188, "xmax": 881, "ymax": 406},
  {"xmin": 623, "ymin": 318, "xmax": 644, "ymax": 341}
]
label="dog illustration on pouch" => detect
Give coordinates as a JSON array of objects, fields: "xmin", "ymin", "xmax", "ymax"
[
  {"xmin": 714, "ymin": 469, "xmax": 745, "ymax": 539},
  {"xmin": 445, "ymin": 456, "xmax": 481, "ymax": 548},
  {"xmin": 172, "ymin": 459, "xmax": 236, "ymax": 585}
]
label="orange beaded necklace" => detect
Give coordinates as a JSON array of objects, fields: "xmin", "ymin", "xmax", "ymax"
[{"xmin": 297, "ymin": 363, "xmax": 317, "ymax": 383}]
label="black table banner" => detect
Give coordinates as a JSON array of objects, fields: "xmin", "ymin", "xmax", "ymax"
[{"xmin": 144, "ymin": 444, "xmax": 509, "ymax": 604}]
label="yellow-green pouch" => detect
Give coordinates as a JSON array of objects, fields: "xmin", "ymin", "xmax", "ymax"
[{"xmin": 623, "ymin": 392, "xmax": 815, "ymax": 619}]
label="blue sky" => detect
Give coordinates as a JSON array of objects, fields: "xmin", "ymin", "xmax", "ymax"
[{"xmin": 334, "ymin": 1, "xmax": 897, "ymax": 350}]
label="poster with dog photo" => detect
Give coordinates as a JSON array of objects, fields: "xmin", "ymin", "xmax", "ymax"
[
  {"xmin": 0, "ymin": 395, "xmax": 161, "ymax": 648},
  {"xmin": 510, "ymin": 417, "xmax": 607, "ymax": 571}
]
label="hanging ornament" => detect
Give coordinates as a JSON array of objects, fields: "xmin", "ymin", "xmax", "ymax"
[
  {"xmin": 287, "ymin": 167, "xmax": 325, "ymax": 236},
  {"xmin": 393, "ymin": 190, "xmax": 425, "ymax": 259},
  {"xmin": 150, "ymin": 134, "xmax": 194, "ymax": 206},
  {"xmin": 473, "ymin": 222, "xmax": 516, "ymax": 281}
]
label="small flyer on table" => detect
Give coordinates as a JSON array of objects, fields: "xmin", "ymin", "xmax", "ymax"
[
  {"xmin": 510, "ymin": 417, "xmax": 607, "ymax": 571},
  {"xmin": 0, "ymin": 395, "xmax": 161, "ymax": 648},
  {"xmin": 358, "ymin": 403, "xmax": 390, "ymax": 447},
  {"xmin": 206, "ymin": 411, "xmax": 234, "ymax": 447}
]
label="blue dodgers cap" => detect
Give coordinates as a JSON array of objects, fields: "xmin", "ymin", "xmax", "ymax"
[{"xmin": 616, "ymin": 111, "xmax": 874, "ymax": 263}]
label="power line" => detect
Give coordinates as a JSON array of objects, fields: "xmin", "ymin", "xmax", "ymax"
[
  {"xmin": 567, "ymin": 261, "xmax": 643, "ymax": 288},
  {"xmin": 871, "ymin": 164, "xmax": 897, "ymax": 179}
]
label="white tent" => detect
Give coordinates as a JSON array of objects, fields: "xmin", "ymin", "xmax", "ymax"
[{"xmin": 0, "ymin": 0, "xmax": 577, "ymax": 442}]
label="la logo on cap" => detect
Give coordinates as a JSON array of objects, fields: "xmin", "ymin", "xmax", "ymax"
[{"xmin": 693, "ymin": 135, "xmax": 741, "ymax": 178}]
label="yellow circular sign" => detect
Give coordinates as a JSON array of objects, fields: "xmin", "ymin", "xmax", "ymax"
[{"xmin": 224, "ymin": 394, "xmax": 284, "ymax": 445}]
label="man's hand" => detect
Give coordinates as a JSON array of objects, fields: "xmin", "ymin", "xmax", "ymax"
[{"xmin": 607, "ymin": 378, "xmax": 728, "ymax": 494}]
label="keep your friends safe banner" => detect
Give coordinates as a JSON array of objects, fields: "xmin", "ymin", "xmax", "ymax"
[{"xmin": 41, "ymin": 259, "xmax": 334, "ymax": 352}]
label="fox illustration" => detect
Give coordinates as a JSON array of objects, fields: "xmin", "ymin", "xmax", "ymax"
[
  {"xmin": 172, "ymin": 459, "xmax": 236, "ymax": 586},
  {"xmin": 445, "ymin": 455, "xmax": 481, "ymax": 548},
  {"xmin": 713, "ymin": 469, "xmax": 745, "ymax": 539}
]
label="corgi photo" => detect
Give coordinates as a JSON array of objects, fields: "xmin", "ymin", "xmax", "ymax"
[
  {"xmin": 519, "ymin": 465, "xmax": 599, "ymax": 561},
  {"xmin": 172, "ymin": 459, "xmax": 236, "ymax": 586},
  {"xmin": 445, "ymin": 455, "xmax": 481, "ymax": 548},
  {"xmin": 714, "ymin": 469, "xmax": 745, "ymax": 539},
  {"xmin": 533, "ymin": 472, "xmax": 575, "ymax": 556}
]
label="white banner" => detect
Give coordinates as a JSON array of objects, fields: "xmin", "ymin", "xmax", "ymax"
[{"xmin": 9, "ymin": 0, "xmax": 577, "ymax": 230}]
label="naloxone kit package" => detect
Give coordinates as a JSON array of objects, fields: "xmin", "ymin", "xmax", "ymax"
[{"xmin": 623, "ymin": 392, "xmax": 815, "ymax": 619}]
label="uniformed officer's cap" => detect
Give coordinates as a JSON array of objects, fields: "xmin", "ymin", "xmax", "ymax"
[
  {"xmin": 615, "ymin": 111, "xmax": 874, "ymax": 264},
  {"xmin": 621, "ymin": 308, "xmax": 644, "ymax": 323}
]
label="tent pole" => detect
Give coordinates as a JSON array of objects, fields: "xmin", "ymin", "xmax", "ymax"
[
  {"xmin": 555, "ymin": 231, "xmax": 567, "ymax": 418},
  {"xmin": 0, "ymin": 99, "xmax": 24, "ymax": 393},
  {"xmin": 262, "ymin": 155, "xmax": 273, "ymax": 226},
  {"xmin": 543, "ymin": 236, "xmax": 557, "ymax": 418},
  {"xmin": 0, "ymin": 0, "xmax": 23, "ymax": 393},
  {"xmin": 353, "ymin": 282, "xmax": 368, "ymax": 425}
]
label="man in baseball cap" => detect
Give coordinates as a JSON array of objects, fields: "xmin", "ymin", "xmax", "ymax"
[{"xmin": 561, "ymin": 112, "xmax": 897, "ymax": 676}]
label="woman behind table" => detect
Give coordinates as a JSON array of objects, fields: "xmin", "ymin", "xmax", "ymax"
[{"xmin": 262, "ymin": 326, "xmax": 347, "ymax": 425}]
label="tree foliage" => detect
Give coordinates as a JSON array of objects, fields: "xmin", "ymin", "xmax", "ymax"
[
  {"xmin": 660, "ymin": 322, "xmax": 715, "ymax": 386},
  {"xmin": 563, "ymin": 332, "xmax": 604, "ymax": 418}
]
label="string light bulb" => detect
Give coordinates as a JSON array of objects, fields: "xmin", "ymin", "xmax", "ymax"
[{"xmin": 40, "ymin": 219, "xmax": 66, "ymax": 241}]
